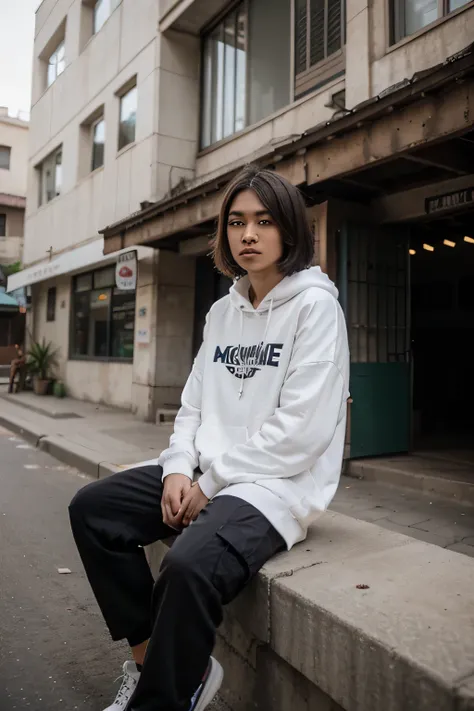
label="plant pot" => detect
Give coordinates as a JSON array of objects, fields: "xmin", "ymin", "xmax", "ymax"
[{"xmin": 34, "ymin": 377, "xmax": 50, "ymax": 396}]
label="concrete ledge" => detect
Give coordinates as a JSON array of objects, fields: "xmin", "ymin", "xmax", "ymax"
[
  {"xmin": 346, "ymin": 458, "xmax": 474, "ymax": 506},
  {"xmin": 147, "ymin": 512, "xmax": 474, "ymax": 711}
]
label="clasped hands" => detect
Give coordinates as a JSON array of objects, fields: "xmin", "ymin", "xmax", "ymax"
[{"xmin": 161, "ymin": 473, "xmax": 209, "ymax": 530}]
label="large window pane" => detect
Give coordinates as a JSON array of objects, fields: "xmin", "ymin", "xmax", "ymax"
[
  {"xmin": 201, "ymin": 39, "xmax": 213, "ymax": 148},
  {"xmin": 118, "ymin": 85, "xmax": 137, "ymax": 150},
  {"xmin": 449, "ymin": 0, "xmax": 470, "ymax": 10},
  {"xmin": 235, "ymin": 8, "xmax": 246, "ymax": 132},
  {"xmin": 0, "ymin": 145, "xmax": 11, "ymax": 170},
  {"xmin": 223, "ymin": 12, "xmax": 236, "ymax": 139},
  {"xmin": 89, "ymin": 288, "xmax": 110, "ymax": 357},
  {"xmin": 248, "ymin": 0, "xmax": 290, "ymax": 126},
  {"xmin": 94, "ymin": 0, "xmax": 109, "ymax": 33},
  {"xmin": 111, "ymin": 289, "xmax": 135, "ymax": 358},
  {"xmin": 72, "ymin": 292, "xmax": 90, "ymax": 356},
  {"xmin": 404, "ymin": 0, "xmax": 438, "ymax": 35},
  {"xmin": 212, "ymin": 25, "xmax": 225, "ymax": 144}
]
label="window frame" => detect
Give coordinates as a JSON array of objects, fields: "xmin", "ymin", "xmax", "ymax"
[
  {"xmin": 117, "ymin": 83, "xmax": 137, "ymax": 152},
  {"xmin": 37, "ymin": 146, "xmax": 63, "ymax": 207},
  {"xmin": 91, "ymin": 116, "xmax": 105, "ymax": 171},
  {"xmin": 69, "ymin": 265, "xmax": 136, "ymax": 363},
  {"xmin": 0, "ymin": 145, "xmax": 11, "ymax": 171},
  {"xmin": 47, "ymin": 40, "xmax": 66, "ymax": 87},
  {"xmin": 0, "ymin": 213, "xmax": 6, "ymax": 237},
  {"xmin": 46, "ymin": 286, "xmax": 57, "ymax": 322},
  {"xmin": 93, "ymin": 0, "xmax": 119, "ymax": 34},
  {"xmin": 391, "ymin": 0, "xmax": 472, "ymax": 43}
]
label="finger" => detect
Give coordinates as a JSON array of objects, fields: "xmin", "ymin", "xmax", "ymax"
[{"xmin": 169, "ymin": 491, "xmax": 182, "ymax": 517}]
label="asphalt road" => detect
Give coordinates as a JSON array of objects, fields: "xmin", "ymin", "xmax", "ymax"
[{"xmin": 0, "ymin": 424, "xmax": 136, "ymax": 710}]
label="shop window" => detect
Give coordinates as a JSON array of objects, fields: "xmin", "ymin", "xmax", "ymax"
[
  {"xmin": 391, "ymin": 0, "xmax": 470, "ymax": 42},
  {"xmin": 294, "ymin": 0, "xmax": 345, "ymax": 100},
  {"xmin": 0, "ymin": 213, "xmax": 6, "ymax": 237},
  {"xmin": 200, "ymin": 0, "xmax": 290, "ymax": 149},
  {"xmin": 71, "ymin": 266, "xmax": 135, "ymax": 360},
  {"xmin": 118, "ymin": 83, "xmax": 137, "ymax": 151},
  {"xmin": 0, "ymin": 145, "xmax": 11, "ymax": 170},
  {"xmin": 46, "ymin": 287, "xmax": 57, "ymax": 322},
  {"xmin": 37, "ymin": 146, "xmax": 62, "ymax": 206}
]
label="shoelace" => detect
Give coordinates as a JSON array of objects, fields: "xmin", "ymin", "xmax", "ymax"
[{"xmin": 113, "ymin": 672, "xmax": 136, "ymax": 708}]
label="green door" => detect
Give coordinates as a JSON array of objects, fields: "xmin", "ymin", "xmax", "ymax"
[{"xmin": 339, "ymin": 224, "xmax": 411, "ymax": 458}]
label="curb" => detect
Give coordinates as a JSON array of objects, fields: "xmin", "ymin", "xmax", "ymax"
[
  {"xmin": 39, "ymin": 435, "xmax": 102, "ymax": 478},
  {"xmin": 0, "ymin": 412, "xmax": 46, "ymax": 446}
]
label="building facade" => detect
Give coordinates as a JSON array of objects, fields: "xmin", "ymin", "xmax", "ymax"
[
  {"xmin": 0, "ymin": 108, "xmax": 28, "ymax": 268},
  {"xmin": 12, "ymin": 0, "xmax": 474, "ymax": 459}
]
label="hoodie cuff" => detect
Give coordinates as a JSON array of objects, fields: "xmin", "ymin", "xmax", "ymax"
[
  {"xmin": 162, "ymin": 454, "xmax": 195, "ymax": 481},
  {"xmin": 197, "ymin": 469, "xmax": 223, "ymax": 500}
]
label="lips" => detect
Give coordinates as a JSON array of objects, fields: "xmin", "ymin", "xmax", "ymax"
[
  {"xmin": 119, "ymin": 266, "xmax": 133, "ymax": 277},
  {"xmin": 240, "ymin": 249, "xmax": 261, "ymax": 256}
]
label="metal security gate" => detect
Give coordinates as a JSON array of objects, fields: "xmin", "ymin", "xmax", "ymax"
[{"xmin": 340, "ymin": 224, "xmax": 411, "ymax": 458}]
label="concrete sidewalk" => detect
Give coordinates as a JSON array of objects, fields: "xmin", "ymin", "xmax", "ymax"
[{"xmin": 1, "ymin": 388, "xmax": 474, "ymax": 558}]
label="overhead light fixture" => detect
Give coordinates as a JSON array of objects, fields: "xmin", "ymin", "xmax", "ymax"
[
  {"xmin": 464, "ymin": 236, "xmax": 474, "ymax": 244},
  {"xmin": 423, "ymin": 244, "xmax": 434, "ymax": 252},
  {"xmin": 409, "ymin": 249, "xmax": 416, "ymax": 255},
  {"xmin": 443, "ymin": 239, "xmax": 456, "ymax": 247}
]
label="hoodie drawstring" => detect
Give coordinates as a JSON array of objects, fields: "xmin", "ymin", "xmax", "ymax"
[{"xmin": 238, "ymin": 298, "xmax": 274, "ymax": 400}]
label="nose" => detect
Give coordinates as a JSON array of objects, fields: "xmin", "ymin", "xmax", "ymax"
[{"xmin": 242, "ymin": 222, "xmax": 258, "ymax": 243}]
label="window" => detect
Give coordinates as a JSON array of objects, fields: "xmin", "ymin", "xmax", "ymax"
[
  {"xmin": 71, "ymin": 266, "xmax": 136, "ymax": 360},
  {"xmin": 37, "ymin": 146, "xmax": 62, "ymax": 206},
  {"xmin": 46, "ymin": 287, "xmax": 57, "ymax": 322},
  {"xmin": 91, "ymin": 117, "xmax": 105, "ymax": 170},
  {"xmin": 93, "ymin": 0, "xmax": 119, "ymax": 33},
  {"xmin": 392, "ymin": 0, "xmax": 470, "ymax": 41},
  {"xmin": 0, "ymin": 214, "xmax": 6, "ymax": 237},
  {"xmin": 294, "ymin": 0, "xmax": 345, "ymax": 99},
  {"xmin": 0, "ymin": 145, "xmax": 11, "ymax": 170},
  {"xmin": 201, "ymin": 0, "xmax": 290, "ymax": 149},
  {"xmin": 118, "ymin": 84, "xmax": 137, "ymax": 150},
  {"xmin": 47, "ymin": 41, "xmax": 65, "ymax": 87}
]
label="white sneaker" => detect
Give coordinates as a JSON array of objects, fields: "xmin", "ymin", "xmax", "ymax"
[
  {"xmin": 189, "ymin": 657, "xmax": 224, "ymax": 711},
  {"xmin": 103, "ymin": 660, "xmax": 140, "ymax": 711}
]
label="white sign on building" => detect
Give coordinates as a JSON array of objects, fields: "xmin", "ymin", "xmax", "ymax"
[{"xmin": 115, "ymin": 251, "xmax": 137, "ymax": 290}]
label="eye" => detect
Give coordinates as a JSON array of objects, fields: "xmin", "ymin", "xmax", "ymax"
[
  {"xmin": 228, "ymin": 220, "xmax": 244, "ymax": 227},
  {"xmin": 259, "ymin": 219, "xmax": 272, "ymax": 225}
]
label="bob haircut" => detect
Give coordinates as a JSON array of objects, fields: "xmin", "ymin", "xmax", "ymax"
[{"xmin": 213, "ymin": 164, "xmax": 315, "ymax": 279}]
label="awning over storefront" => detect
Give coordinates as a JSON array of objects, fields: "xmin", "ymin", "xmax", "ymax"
[{"xmin": 6, "ymin": 240, "xmax": 154, "ymax": 292}]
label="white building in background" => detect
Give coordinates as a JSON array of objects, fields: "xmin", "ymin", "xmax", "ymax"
[
  {"xmin": 9, "ymin": 0, "xmax": 474, "ymax": 444},
  {"xmin": 0, "ymin": 108, "xmax": 28, "ymax": 267}
]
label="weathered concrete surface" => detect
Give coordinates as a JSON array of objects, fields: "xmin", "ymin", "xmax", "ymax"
[{"xmin": 272, "ymin": 531, "xmax": 474, "ymax": 711}]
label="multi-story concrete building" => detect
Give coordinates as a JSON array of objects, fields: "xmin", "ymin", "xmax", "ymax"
[
  {"xmin": 0, "ymin": 108, "xmax": 28, "ymax": 268},
  {"xmin": 10, "ymin": 0, "xmax": 474, "ymax": 462}
]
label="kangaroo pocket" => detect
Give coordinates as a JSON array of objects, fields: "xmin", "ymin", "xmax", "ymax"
[{"xmin": 195, "ymin": 419, "xmax": 248, "ymax": 472}]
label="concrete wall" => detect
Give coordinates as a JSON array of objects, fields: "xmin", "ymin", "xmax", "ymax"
[
  {"xmin": 32, "ymin": 275, "xmax": 70, "ymax": 380},
  {"xmin": 0, "ymin": 112, "xmax": 29, "ymax": 198},
  {"xmin": 0, "ymin": 207, "xmax": 24, "ymax": 265}
]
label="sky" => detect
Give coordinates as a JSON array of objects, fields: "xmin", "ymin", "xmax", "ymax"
[{"xmin": 0, "ymin": 0, "xmax": 39, "ymax": 118}]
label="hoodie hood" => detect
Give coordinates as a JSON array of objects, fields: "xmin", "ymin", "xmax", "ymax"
[{"xmin": 229, "ymin": 266, "xmax": 339, "ymax": 313}]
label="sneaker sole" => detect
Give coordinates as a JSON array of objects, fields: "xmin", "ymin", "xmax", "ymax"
[{"xmin": 194, "ymin": 657, "xmax": 224, "ymax": 711}]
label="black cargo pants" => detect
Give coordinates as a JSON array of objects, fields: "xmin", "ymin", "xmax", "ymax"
[{"xmin": 68, "ymin": 464, "xmax": 285, "ymax": 711}]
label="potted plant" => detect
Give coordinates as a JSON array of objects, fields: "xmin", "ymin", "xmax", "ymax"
[{"xmin": 27, "ymin": 338, "xmax": 59, "ymax": 396}]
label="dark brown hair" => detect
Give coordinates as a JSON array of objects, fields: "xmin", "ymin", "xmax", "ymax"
[{"xmin": 212, "ymin": 164, "xmax": 315, "ymax": 279}]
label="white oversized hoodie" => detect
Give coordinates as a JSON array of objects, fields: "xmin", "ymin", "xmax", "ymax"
[{"xmin": 158, "ymin": 267, "xmax": 350, "ymax": 549}]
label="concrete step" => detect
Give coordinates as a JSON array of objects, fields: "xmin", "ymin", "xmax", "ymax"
[
  {"xmin": 345, "ymin": 454, "xmax": 474, "ymax": 507},
  {"xmin": 156, "ymin": 407, "xmax": 179, "ymax": 425}
]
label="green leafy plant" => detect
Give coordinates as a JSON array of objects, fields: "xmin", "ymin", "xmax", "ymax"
[{"xmin": 27, "ymin": 338, "xmax": 59, "ymax": 381}]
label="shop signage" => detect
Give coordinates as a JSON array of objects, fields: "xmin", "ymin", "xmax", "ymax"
[
  {"xmin": 116, "ymin": 251, "xmax": 137, "ymax": 290},
  {"xmin": 425, "ymin": 188, "xmax": 474, "ymax": 215},
  {"xmin": 136, "ymin": 328, "xmax": 150, "ymax": 344}
]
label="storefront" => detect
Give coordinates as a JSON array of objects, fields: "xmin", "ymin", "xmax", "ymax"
[{"xmin": 7, "ymin": 240, "xmax": 156, "ymax": 412}]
